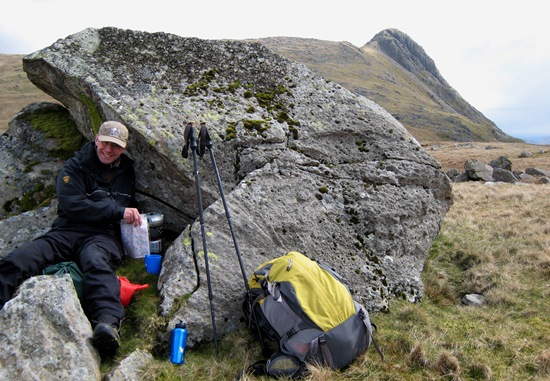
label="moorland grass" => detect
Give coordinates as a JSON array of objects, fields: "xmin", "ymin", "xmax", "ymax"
[{"xmin": 108, "ymin": 182, "xmax": 550, "ymax": 380}]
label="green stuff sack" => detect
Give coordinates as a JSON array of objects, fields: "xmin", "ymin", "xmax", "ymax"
[
  {"xmin": 43, "ymin": 261, "xmax": 85, "ymax": 301},
  {"xmin": 242, "ymin": 251, "xmax": 382, "ymax": 379}
]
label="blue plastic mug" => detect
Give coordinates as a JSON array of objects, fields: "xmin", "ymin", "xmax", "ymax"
[{"xmin": 144, "ymin": 254, "xmax": 162, "ymax": 275}]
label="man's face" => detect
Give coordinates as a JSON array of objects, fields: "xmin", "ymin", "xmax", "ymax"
[{"xmin": 95, "ymin": 136, "xmax": 126, "ymax": 165}]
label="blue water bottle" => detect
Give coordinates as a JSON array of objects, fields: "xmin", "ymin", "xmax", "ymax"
[{"xmin": 169, "ymin": 320, "xmax": 188, "ymax": 364}]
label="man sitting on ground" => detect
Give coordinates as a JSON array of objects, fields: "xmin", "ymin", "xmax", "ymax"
[{"xmin": 0, "ymin": 121, "xmax": 142, "ymax": 356}]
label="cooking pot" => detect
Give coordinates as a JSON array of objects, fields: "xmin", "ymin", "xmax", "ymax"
[
  {"xmin": 145, "ymin": 212, "xmax": 164, "ymax": 253},
  {"xmin": 146, "ymin": 212, "xmax": 164, "ymax": 238}
]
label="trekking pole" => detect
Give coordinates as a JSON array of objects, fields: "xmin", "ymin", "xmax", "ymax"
[
  {"xmin": 198, "ymin": 122, "xmax": 249, "ymax": 291},
  {"xmin": 198, "ymin": 123, "xmax": 269, "ymax": 357},
  {"xmin": 182, "ymin": 122, "xmax": 219, "ymax": 357},
  {"xmin": 198, "ymin": 122, "xmax": 268, "ymax": 356}
]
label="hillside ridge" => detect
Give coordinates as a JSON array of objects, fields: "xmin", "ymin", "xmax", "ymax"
[{"xmin": 253, "ymin": 30, "xmax": 521, "ymax": 142}]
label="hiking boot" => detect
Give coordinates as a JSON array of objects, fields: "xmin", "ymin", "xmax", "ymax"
[{"xmin": 92, "ymin": 322, "xmax": 120, "ymax": 356}]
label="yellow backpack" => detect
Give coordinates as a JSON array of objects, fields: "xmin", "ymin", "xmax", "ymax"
[{"xmin": 241, "ymin": 251, "xmax": 383, "ymax": 379}]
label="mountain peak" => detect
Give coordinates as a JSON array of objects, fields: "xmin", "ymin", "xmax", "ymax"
[{"xmin": 367, "ymin": 28, "xmax": 446, "ymax": 86}]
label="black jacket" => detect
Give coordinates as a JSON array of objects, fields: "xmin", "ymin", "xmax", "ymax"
[{"xmin": 52, "ymin": 141, "xmax": 137, "ymax": 235}]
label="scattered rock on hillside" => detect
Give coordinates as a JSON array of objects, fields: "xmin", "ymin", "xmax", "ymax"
[
  {"xmin": 519, "ymin": 151, "xmax": 533, "ymax": 158},
  {"xmin": 492, "ymin": 168, "xmax": 519, "ymax": 183},
  {"xmin": 464, "ymin": 159, "xmax": 493, "ymax": 182},
  {"xmin": 525, "ymin": 168, "xmax": 550, "ymax": 177},
  {"xmin": 489, "ymin": 156, "xmax": 512, "ymax": 171},
  {"xmin": 446, "ymin": 157, "xmax": 549, "ymax": 184}
]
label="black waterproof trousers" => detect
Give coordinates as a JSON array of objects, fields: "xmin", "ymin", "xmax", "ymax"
[{"xmin": 0, "ymin": 229, "xmax": 124, "ymax": 328}]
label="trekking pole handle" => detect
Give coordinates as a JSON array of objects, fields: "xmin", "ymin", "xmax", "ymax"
[
  {"xmin": 182, "ymin": 121, "xmax": 196, "ymax": 159},
  {"xmin": 189, "ymin": 124, "xmax": 197, "ymax": 150}
]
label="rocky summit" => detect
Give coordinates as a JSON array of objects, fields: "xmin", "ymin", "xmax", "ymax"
[{"xmin": 2, "ymin": 26, "xmax": 452, "ymax": 369}]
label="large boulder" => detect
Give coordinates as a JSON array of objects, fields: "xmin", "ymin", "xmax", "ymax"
[
  {"xmin": 0, "ymin": 275, "xmax": 101, "ymax": 380},
  {"xmin": 10, "ymin": 27, "xmax": 452, "ymax": 346}
]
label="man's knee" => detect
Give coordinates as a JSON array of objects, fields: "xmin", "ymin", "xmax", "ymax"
[{"xmin": 79, "ymin": 240, "xmax": 122, "ymax": 272}]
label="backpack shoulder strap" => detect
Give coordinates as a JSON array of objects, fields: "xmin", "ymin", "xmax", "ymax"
[{"xmin": 357, "ymin": 303, "xmax": 384, "ymax": 360}]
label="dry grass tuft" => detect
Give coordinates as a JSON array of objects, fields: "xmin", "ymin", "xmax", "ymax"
[
  {"xmin": 303, "ymin": 363, "xmax": 334, "ymax": 381},
  {"xmin": 408, "ymin": 343, "xmax": 429, "ymax": 369},
  {"xmin": 535, "ymin": 252, "xmax": 550, "ymax": 279},
  {"xmin": 467, "ymin": 363, "xmax": 493, "ymax": 380},
  {"xmin": 433, "ymin": 351, "xmax": 461, "ymax": 379},
  {"xmin": 535, "ymin": 350, "xmax": 550, "ymax": 376}
]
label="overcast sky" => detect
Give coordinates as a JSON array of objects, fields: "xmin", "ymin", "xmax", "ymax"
[{"xmin": 1, "ymin": 0, "xmax": 549, "ymax": 138}]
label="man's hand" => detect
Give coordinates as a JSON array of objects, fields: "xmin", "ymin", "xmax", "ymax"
[{"xmin": 123, "ymin": 208, "xmax": 142, "ymax": 227}]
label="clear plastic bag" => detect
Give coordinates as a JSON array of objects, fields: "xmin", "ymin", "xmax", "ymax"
[{"xmin": 120, "ymin": 214, "xmax": 149, "ymax": 258}]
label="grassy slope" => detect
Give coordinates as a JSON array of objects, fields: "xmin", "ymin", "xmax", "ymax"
[{"xmin": 0, "ymin": 54, "xmax": 58, "ymax": 133}]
